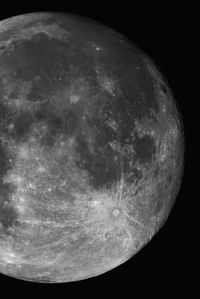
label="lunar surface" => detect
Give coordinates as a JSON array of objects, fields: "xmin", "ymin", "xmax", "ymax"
[{"xmin": 0, "ymin": 12, "xmax": 184, "ymax": 283}]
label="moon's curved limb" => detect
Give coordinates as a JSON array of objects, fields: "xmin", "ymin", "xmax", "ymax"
[{"xmin": 0, "ymin": 12, "xmax": 184, "ymax": 283}]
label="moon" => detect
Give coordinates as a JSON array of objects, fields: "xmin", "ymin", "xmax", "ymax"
[{"xmin": 0, "ymin": 12, "xmax": 184, "ymax": 283}]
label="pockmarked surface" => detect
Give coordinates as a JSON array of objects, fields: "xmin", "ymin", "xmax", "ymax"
[{"xmin": 0, "ymin": 12, "xmax": 184, "ymax": 283}]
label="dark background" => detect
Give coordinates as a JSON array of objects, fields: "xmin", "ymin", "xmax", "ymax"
[{"xmin": 0, "ymin": 2, "xmax": 191, "ymax": 295}]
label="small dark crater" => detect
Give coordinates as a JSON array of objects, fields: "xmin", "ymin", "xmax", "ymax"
[
  {"xmin": 0, "ymin": 44, "xmax": 6, "ymax": 50},
  {"xmin": 0, "ymin": 43, "xmax": 7, "ymax": 54},
  {"xmin": 159, "ymin": 81, "xmax": 168, "ymax": 95}
]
